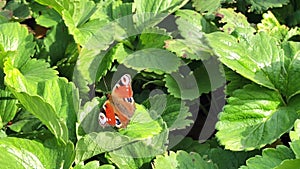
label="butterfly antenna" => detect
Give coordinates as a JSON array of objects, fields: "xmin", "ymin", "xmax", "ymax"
[{"xmin": 102, "ymin": 76, "xmax": 109, "ymax": 93}]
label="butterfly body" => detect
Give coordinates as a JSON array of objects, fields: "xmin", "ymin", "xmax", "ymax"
[{"xmin": 98, "ymin": 74, "xmax": 136, "ymax": 128}]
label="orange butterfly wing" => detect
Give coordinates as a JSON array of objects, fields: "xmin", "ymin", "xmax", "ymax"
[{"xmin": 98, "ymin": 74, "xmax": 136, "ymax": 128}]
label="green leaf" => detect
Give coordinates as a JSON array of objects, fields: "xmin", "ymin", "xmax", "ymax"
[
  {"xmin": 165, "ymin": 9, "xmax": 215, "ymax": 60},
  {"xmin": 285, "ymin": 10, "xmax": 300, "ymax": 26},
  {"xmin": 216, "ymin": 84, "xmax": 298, "ymax": 151},
  {"xmin": 41, "ymin": 22, "xmax": 73, "ymax": 65},
  {"xmin": 240, "ymin": 145, "xmax": 294, "ymax": 169},
  {"xmin": 108, "ymin": 123, "xmax": 168, "ymax": 169},
  {"xmin": 192, "ymin": 0, "xmax": 221, "ymax": 15},
  {"xmin": 41, "ymin": 78, "xmax": 79, "ymax": 142},
  {"xmin": 111, "ymin": 43, "xmax": 133, "ymax": 63},
  {"xmin": 137, "ymin": 27, "xmax": 171, "ymax": 49},
  {"xmin": 77, "ymin": 98, "xmax": 102, "ymax": 136},
  {"xmin": 290, "ymin": 119, "xmax": 300, "ymax": 141},
  {"xmin": 108, "ymin": 151, "xmax": 153, "ymax": 169},
  {"xmin": 0, "ymin": 137, "xmax": 74, "ymax": 169},
  {"xmin": 135, "ymin": 0, "xmax": 189, "ymax": 14},
  {"xmin": 74, "ymin": 47, "xmax": 113, "ymax": 85},
  {"xmin": 0, "ymin": 130, "xmax": 6, "ymax": 138},
  {"xmin": 0, "ymin": 0, "xmax": 6, "ymax": 8},
  {"xmin": 194, "ymin": 59, "xmax": 225, "ymax": 94},
  {"xmin": 133, "ymin": 0, "xmax": 189, "ymax": 31},
  {"xmin": 0, "ymin": 1, "xmax": 7, "ymax": 18},
  {"xmin": 8, "ymin": 110, "xmax": 42, "ymax": 133},
  {"xmin": 165, "ymin": 39, "xmax": 201, "ymax": 60},
  {"xmin": 0, "ymin": 22, "xmax": 35, "ymax": 67},
  {"xmin": 153, "ymin": 150, "xmax": 218, "ymax": 169},
  {"xmin": 0, "ymin": 22, "xmax": 31, "ymax": 50},
  {"xmin": 0, "ymin": 116, "xmax": 2, "ymax": 129},
  {"xmin": 290, "ymin": 140, "xmax": 300, "ymax": 159},
  {"xmin": 119, "ymin": 104, "xmax": 163, "ymax": 138},
  {"xmin": 5, "ymin": 0, "xmax": 31, "ymax": 20},
  {"xmin": 153, "ymin": 151, "xmax": 178, "ymax": 169},
  {"xmin": 247, "ymin": 0, "xmax": 289, "ymax": 13},
  {"xmin": 72, "ymin": 47, "xmax": 110, "ymax": 105},
  {"xmin": 74, "ymin": 161, "xmax": 115, "ymax": 169},
  {"xmin": 257, "ymin": 11, "xmax": 289, "ymax": 41},
  {"xmin": 172, "ymin": 137, "xmax": 260, "ymax": 169},
  {"xmin": 0, "ymin": 70, "xmax": 4, "ymax": 88},
  {"xmin": 275, "ymin": 159, "xmax": 300, "ymax": 169},
  {"xmin": 171, "ymin": 137, "xmax": 211, "ymax": 154},
  {"xmin": 207, "ymin": 32, "xmax": 275, "ymax": 90},
  {"xmin": 0, "ymin": 23, "xmax": 57, "ymax": 81},
  {"xmin": 143, "ymin": 94, "xmax": 193, "ymax": 130},
  {"xmin": 224, "ymin": 68, "xmax": 251, "ymax": 96},
  {"xmin": 217, "ymin": 8, "xmax": 256, "ymax": 34},
  {"xmin": 18, "ymin": 58, "xmax": 58, "ymax": 82},
  {"xmin": 32, "ymin": 3, "xmax": 62, "ymax": 28},
  {"xmin": 109, "ymin": 1, "xmax": 133, "ymax": 20},
  {"xmin": 35, "ymin": 0, "xmax": 69, "ymax": 15},
  {"xmin": 61, "ymin": 0, "xmax": 98, "ymax": 45},
  {"xmin": 123, "ymin": 48, "xmax": 181, "ymax": 73},
  {"xmin": 0, "ymin": 89, "xmax": 18, "ymax": 124},
  {"xmin": 8, "ymin": 89, "xmax": 69, "ymax": 143},
  {"xmin": 56, "ymin": 42, "xmax": 79, "ymax": 79},
  {"xmin": 75, "ymin": 132, "xmax": 132, "ymax": 163},
  {"xmin": 289, "ymin": 117, "xmax": 300, "ymax": 159},
  {"xmin": 175, "ymin": 9, "xmax": 217, "ymax": 36},
  {"xmin": 164, "ymin": 69, "xmax": 200, "ymax": 100},
  {"xmin": 4, "ymin": 58, "xmax": 79, "ymax": 143},
  {"xmin": 207, "ymin": 148, "xmax": 259, "ymax": 169},
  {"xmin": 61, "ymin": 0, "xmax": 125, "ymax": 48},
  {"xmin": 207, "ymin": 31, "xmax": 300, "ymax": 99},
  {"xmin": 0, "ymin": 11, "xmax": 10, "ymax": 25}
]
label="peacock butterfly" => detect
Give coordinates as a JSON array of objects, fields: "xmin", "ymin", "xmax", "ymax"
[{"xmin": 98, "ymin": 74, "xmax": 136, "ymax": 128}]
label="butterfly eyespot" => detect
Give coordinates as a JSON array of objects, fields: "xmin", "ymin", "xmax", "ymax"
[
  {"xmin": 115, "ymin": 116, "xmax": 122, "ymax": 128},
  {"xmin": 98, "ymin": 112, "xmax": 107, "ymax": 125},
  {"xmin": 124, "ymin": 97, "xmax": 134, "ymax": 103},
  {"xmin": 120, "ymin": 74, "xmax": 131, "ymax": 86}
]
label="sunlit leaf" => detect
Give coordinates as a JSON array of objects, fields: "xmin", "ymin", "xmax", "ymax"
[
  {"xmin": 192, "ymin": 0, "xmax": 221, "ymax": 15},
  {"xmin": 108, "ymin": 123, "xmax": 168, "ymax": 169},
  {"xmin": 119, "ymin": 104, "xmax": 163, "ymax": 138},
  {"xmin": 0, "ymin": 137, "xmax": 74, "ymax": 169},
  {"xmin": 143, "ymin": 94, "xmax": 193, "ymax": 130},
  {"xmin": 74, "ymin": 161, "xmax": 115, "ymax": 169},
  {"xmin": 247, "ymin": 0, "xmax": 289, "ymax": 13},
  {"xmin": 153, "ymin": 150, "xmax": 218, "ymax": 169},
  {"xmin": 240, "ymin": 145, "xmax": 294, "ymax": 169},
  {"xmin": 216, "ymin": 84, "xmax": 298, "ymax": 151},
  {"xmin": 0, "ymin": 22, "xmax": 35, "ymax": 68},
  {"xmin": 75, "ymin": 131, "xmax": 132, "ymax": 163},
  {"xmin": 217, "ymin": 8, "xmax": 255, "ymax": 35},
  {"xmin": 165, "ymin": 9, "xmax": 215, "ymax": 60},
  {"xmin": 207, "ymin": 31, "xmax": 300, "ymax": 100},
  {"xmin": 257, "ymin": 11, "xmax": 289, "ymax": 41},
  {"xmin": 133, "ymin": 0, "xmax": 189, "ymax": 31},
  {"xmin": 4, "ymin": 58, "xmax": 79, "ymax": 143},
  {"xmin": 0, "ymin": 89, "xmax": 18, "ymax": 125},
  {"xmin": 123, "ymin": 48, "xmax": 181, "ymax": 73}
]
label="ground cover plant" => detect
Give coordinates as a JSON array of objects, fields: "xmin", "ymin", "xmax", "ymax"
[{"xmin": 1, "ymin": 0, "xmax": 300, "ymax": 168}]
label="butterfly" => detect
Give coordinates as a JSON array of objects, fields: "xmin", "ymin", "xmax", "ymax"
[{"xmin": 98, "ymin": 74, "xmax": 136, "ymax": 128}]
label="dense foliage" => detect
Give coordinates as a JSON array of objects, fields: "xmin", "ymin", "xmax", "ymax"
[{"xmin": 1, "ymin": 0, "xmax": 300, "ymax": 168}]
